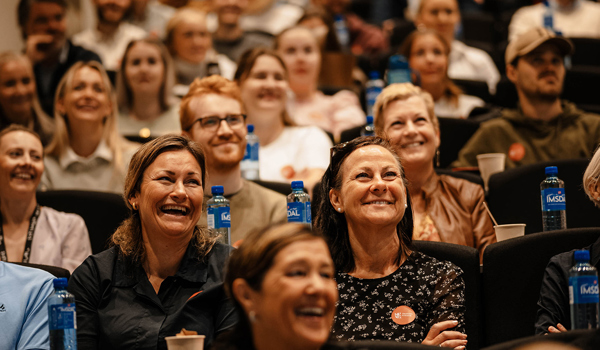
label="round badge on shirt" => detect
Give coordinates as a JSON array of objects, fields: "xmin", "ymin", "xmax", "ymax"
[
  {"xmin": 508, "ymin": 143, "xmax": 525, "ymax": 162},
  {"xmin": 391, "ymin": 305, "xmax": 416, "ymax": 325}
]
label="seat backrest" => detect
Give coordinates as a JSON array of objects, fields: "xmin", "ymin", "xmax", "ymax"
[
  {"xmin": 481, "ymin": 228, "xmax": 600, "ymax": 346},
  {"xmin": 15, "ymin": 262, "xmax": 70, "ymax": 279},
  {"xmin": 37, "ymin": 190, "xmax": 130, "ymax": 254},
  {"xmin": 562, "ymin": 67, "xmax": 600, "ymax": 107},
  {"xmin": 252, "ymin": 180, "xmax": 292, "ymax": 196},
  {"xmin": 452, "ymin": 79, "xmax": 493, "ymax": 104},
  {"xmin": 340, "ymin": 125, "xmax": 364, "ymax": 144},
  {"xmin": 569, "ymin": 38, "xmax": 600, "ymax": 67},
  {"xmin": 435, "ymin": 168, "xmax": 484, "ymax": 188},
  {"xmin": 331, "ymin": 340, "xmax": 441, "ymax": 349},
  {"xmin": 487, "ymin": 158, "xmax": 598, "ymax": 234},
  {"xmin": 412, "ymin": 241, "xmax": 483, "ymax": 350},
  {"xmin": 438, "ymin": 118, "xmax": 481, "ymax": 168}
]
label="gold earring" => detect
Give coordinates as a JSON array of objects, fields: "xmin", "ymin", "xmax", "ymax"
[{"xmin": 132, "ymin": 203, "xmax": 138, "ymax": 210}]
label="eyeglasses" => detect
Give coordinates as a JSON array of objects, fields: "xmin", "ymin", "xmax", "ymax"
[{"xmin": 189, "ymin": 114, "xmax": 247, "ymax": 132}]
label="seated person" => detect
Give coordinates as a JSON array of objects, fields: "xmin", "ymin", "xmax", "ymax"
[
  {"xmin": 535, "ymin": 145, "xmax": 600, "ymax": 334},
  {"xmin": 314, "ymin": 136, "xmax": 467, "ymax": 346},
  {"xmin": 415, "ymin": 0, "xmax": 500, "ymax": 94},
  {"xmin": 41, "ymin": 61, "xmax": 139, "ymax": 193},
  {"xmin": 128, "ymin": 0, "xmax": 176, "ymax": 39},
  {"xmin": 0, "ymin": 125, "xmax": 91, "ymax": 272},
  {"xmin": 1, "ymin": 261, "xmax": 55, "ymax": 350},
  {"xmin": 68, "ymin": 134, "xmax": 237, "ymax": 349},
  {"xmin": 374, "ymin": 83, "xmax": 495, "ymax": 261},
  {"xmin": 72, "ymin": 0, "xmax": 146, "ymax": 71},
  {"xmin": 0, "ymin": 52, "xmax": 54, "ymax": 145},
  {"xmin": 509, "ymin": 0, "xmax": 600, "ymax": 41},
  {"xmin": 212, "ymin": 223, "xmax": 338, "ymax": 350},
  {"xmin": 400, "ymin": 29, "xmax": 485, "ymax": 119},
  {"xmin": 180, "ymin": 74, "xmax": 287, "ymax": 245},
  {"xmin": 234, "ymin": 48, "xmax": 332, "ymax": 193},
  {"xmin": 116, "ymin": 38, "xmax": 181, "ymax": 138},
  {"xmin": 452, "ymin": 27, "xmax": 600, "ymax": 169},
  {"xmin": 275, "ymin": 26, "xmax": 365, "ymax": 140}
]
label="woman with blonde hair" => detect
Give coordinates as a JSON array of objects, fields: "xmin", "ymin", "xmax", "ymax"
[
  {"xmin": 116, "ymin": 38, "xmax": 181, "ymax": 138},
  {"xmin": 42, "ymin": 61, "xmax": 138, "ymax": 193},
  {"xmin": 0, "ymin": 52, "xmax": 54, "ymax": 145}
]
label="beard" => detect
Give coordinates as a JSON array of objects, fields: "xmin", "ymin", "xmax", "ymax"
[{"xmin": 207, "ymin": 146, "xmax": 245, "ymax": 173}]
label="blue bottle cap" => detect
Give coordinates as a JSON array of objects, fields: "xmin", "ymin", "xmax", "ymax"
[
  {"xmin": 334, "ymin": 14, "xmax": 344, "ymax": 21},
  {"xmin": 545, "ymin": 166, "xmax": 558, "ymax": 175},
  {"xmin": 247, "ymin": 124, "xmax": 254, "ymax": 133},
  {"xmin": 574, "ymin": 250, "xmax": 590, "ymax": 262},
  {"xmin": 53, "ymin": 277, "xmax": 68, "ymax": 288},
  {"xmin": 291, "ymin": 181, "xmax": 304, "ymax": 190},
  {"xmin": 366, "ymin": 115, "xmax": 374, "ymax": 124},
  {"xmin": 211, "ymin": 185, "xmax": 224, "ymax": 195},
  {"xmin": 368, "ymin": 71, "xmax": 380, "ymax": 80}
]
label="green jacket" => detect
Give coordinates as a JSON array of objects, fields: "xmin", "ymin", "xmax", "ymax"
[{"xmin": 451, "ymin": 101, "xmax": 600, "ymax": 169}]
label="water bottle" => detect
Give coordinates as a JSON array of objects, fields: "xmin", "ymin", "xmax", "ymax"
[
  {"xmin": 569, "ymin": 250, "xmax": 599, "ymax": 330},
  {"xmin": 48, "ymin": 278, "xmax": 77, "ymax": 350},
  {"xmin": 543, "ymin": 0, "xmax": 553, "ymax": 30},
  {"xmin": 387, "ymin": 55, "xmax": 412, "ymax": 85},
  {"xmin": 365, "ymin": 71, "xmax": 384, "ymax": 116},
  {"xmin": 241, "ymin": 124, "xmax": 260, "ymax": 180},
  {"xmin": 287, "ymin": 181, "xmax": 311, "ymax": 228},
  {"xmin": 333, "ymin": 14, "xmax": 350, "ymax": 51},
  {"xmin": 361, "ymin": 116, "xmax": 375, "ymax": 137},
  {"xmin": 207, "ymin": 186, "xmax": 231, "ymax": 245},
  {"xmin": 540, "ymin": 166, "xmax": 567, "ymax": 231}
]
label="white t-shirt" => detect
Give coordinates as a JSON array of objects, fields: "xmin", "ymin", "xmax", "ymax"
[
  {"xmin": 448, "ymin": 40, "xmax": 500, "ymax": 95},
  {"xmin": 435, "ymin": 94, "xmax": 485, "ymax": 119},
  {"xmin": 259, "ymin": 126, "xmax": 333, "ymax": 183}
]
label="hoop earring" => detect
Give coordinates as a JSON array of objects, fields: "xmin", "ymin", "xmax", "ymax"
[{"xmin": 132, "ymin": 203, "xmax": 138, "ymax": 211}]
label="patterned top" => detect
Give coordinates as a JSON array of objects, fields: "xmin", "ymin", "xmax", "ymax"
[{"xmin": 332, "ymin": 251, "xmax": 465, "ymax": 342}]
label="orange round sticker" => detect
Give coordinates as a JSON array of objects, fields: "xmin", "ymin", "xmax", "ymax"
[
  {"xmin": 508, "ymin": 143, "xmax": 525, "ymax": 162},
  {"xmin": 391, "ymin": 305, "xmax": 416, "ymax": 325}
]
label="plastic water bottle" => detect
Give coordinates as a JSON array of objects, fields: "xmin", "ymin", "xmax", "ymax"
[
  {"xmin": 241, "ymin": 124, "xmax": 259, "ymax": 180},
  {"xmin": 387, "ymin": 55, "xmax": 411, "ymax": 85},
  {"xmin": 361, "ymin": 116, "xmax": 375, "ymax": 137},
  {"xmin": 48, "ymin": 278, "xmax": 77, "ymax": 350},
  {"xmin": 569, "ymin": 250, "xmax": 599, "ymax": 330},
  {"xmin": 365, "ymin": 71, "xmax": 384, "ymax": 116},
  {"xmin": 207, "ymin": 186, "xmax": 231, "ymax": 245},
  {"xmin": 333, "ymin": 14, "xmax": 350, "ymax": 51},
  {"xmin": 287, "ymin": 181, "xmax": 311, "ymax": 228},
  {"xmin": 543, "ymin": 0, "xmax": 553, "ymax": 30},
  {"xmin": 540, "ymin": 166, "xmax": 567, "ymax": 231}
]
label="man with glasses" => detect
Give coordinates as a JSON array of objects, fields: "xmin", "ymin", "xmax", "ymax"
[{"xmin": 181, "ymin": 75, "xmax": 286, "ymax": 245}]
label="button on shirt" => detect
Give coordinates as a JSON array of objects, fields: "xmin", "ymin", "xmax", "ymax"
[{"xmin": 68, "ymin": 241, "xmax": 237, "ymax": 350}]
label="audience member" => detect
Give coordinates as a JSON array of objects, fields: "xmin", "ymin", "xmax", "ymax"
[
  {"xmin": 314, "ymin": 136, "xmax": 467, "ymax": 345},
  {"xmin": 452, "ymin": 27, "xmax": 600, "ymax": 169},
  {"xmin": 180, "ymin": 75, "xmax": 286, "ymax": 245},
  {"xmin": 400, "ymin": 29, "xmax": 484, "ymax": 119},
  {"xmin": 128, "ymin": 0, "xmax": 176, "ymax": 39},
  {"xmin": 17, "ymin": 0, "xmax": 102, "ymax": 115},
  {"xmin": 0, "ymin": 52, "xmax": 54, "ymax": 146},
  {"xmin": 116, "ymin": 38, "xmax": 180, "ymax": 138},
  {"xmin": 68, "ymin": 134, "xmax": 237, "ymax": 349},
  {"xmin": 415, "ymin": 0, "xmax": 500, "ymax": 94},
  {"xmin": 509, "ymin": 0, "xmax": 600, "ymax": 41},
  {"xmin": 41, "ymin": 61, "xmax": 138, "ymax": 193},
  {"xmin": 210, "ymin": 0, "xmax": 274, "ymax": 63},
  {"xmin": 72, "ymin": 0, "xmax": 146, "ymax": 70},
  {"xmin": 1, "ymin": 261, "xmax": 55, "ymax": 350},
  {"xmin": 535, "ymin": 145, "xmax": 600, "ymax": 335},
  {"xmin": 234, "ymin": 48, "xmax": 332, "ymax": 192},
  {"xmin": 374, "ymin": 83, "xmax": 495, "ymax": 261},
  {"xmin": 0, "ymin": 125, "xmax": 91, "ymax": 272},
  {"xmin": 275, "ymin": 26, "xmax": 365, "ymax": 140},
  {"xmin": 297, "ymin": 7, "xmax": 343, "ymax": 53},
  {"xmin": 212, "ymin": 222, "xmax": 337, "ymax": 350}
]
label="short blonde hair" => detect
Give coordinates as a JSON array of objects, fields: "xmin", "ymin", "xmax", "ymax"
[
  {"xmin": 584, "ymin": 146, "xmax": 600, "ymax": 207},
  {"xmin": 373, "ymin": 83, "xmax": 438, "ymax": 135}
]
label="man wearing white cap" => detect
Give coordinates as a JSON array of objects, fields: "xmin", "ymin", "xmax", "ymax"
[{"xmin": 452, "ymin": 27, "xmax": 600, "ymax": 169}]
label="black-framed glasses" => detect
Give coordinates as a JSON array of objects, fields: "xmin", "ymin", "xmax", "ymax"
[{"xmin": 189, "ymin": 114, "xmax": 247, "ymax": 132}]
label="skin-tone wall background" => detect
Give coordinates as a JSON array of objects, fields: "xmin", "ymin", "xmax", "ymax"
[{"xmin": 0, "ymin": 0, "xmax": 23, "ymax": 52}]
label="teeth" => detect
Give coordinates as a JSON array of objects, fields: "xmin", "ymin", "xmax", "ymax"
[
  {"xmin": 14, "ymin": 173, "xmax": 33, "ymax": 180},
  {"xmin": 297, "ymin": 307, "xmax": 324, "ymax": 316},
  {"xmin": 402, "ymin": 142, "xmax": 422, "ymax": 148},
  {"xmin": 369, "ymin": 201, "xmax": 390, "ymax": 205},
  {"xmin": 162, "ymin": 205, "xmax": 187, "ymax": 214}
]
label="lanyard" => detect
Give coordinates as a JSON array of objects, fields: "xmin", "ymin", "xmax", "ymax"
[{"xmin": 0, "ymin": 205, "xmax": 41, "ymax": 263}]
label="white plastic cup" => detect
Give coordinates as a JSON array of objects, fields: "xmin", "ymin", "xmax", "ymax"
[
  {"xmin": 165, "ymin": 335, "xmax": 205, "ymax": 350},
  {"xmin": 477, "ymin": 153, "xmax": 506, "ymax": 191},
  {"xmin": 494, "ymin": 224, "xmax": 526, "ymax": 242}
]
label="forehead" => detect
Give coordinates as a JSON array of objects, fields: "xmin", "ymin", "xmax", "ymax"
[
  {"xmin": 412, "ymin": 33, "xmax": 445, "ymax": 49},
  {"xmin": 129, "ymin": 42, "xmax": 162, "ymax": 56},
  {"xmin": 343, "ymin": 145, "xmax": 400, "ymax": 171},
  {"xmin": 0, "ymin": 60, "xmax": 30, "ymax": 76},
  {"xmin": 189, "ymin": 93, "xmax": 242, "ymax": 116},
  {"xmin": 250, "ymin": 55, "xmax": 285, "ymax": 74},
  {"xmin": 30, "ymin": 2, "xmax": 65, "ymax": 17},
  {"xmin": 146, "ymin": 149, "xmax": 201, "ymax": 173},
  {"xmin": 384, "ymin": 95, "xmax": 429, "ymax": 120},
  {"xmin": 271, "ymin": 239, "xmax": 332, "ymax": 267},
  {"xmin": 422, "ymin": 0, "xmax": 458, "ymax": 10},
  {"xmin": 176, "ymin": 18, "xmax": 207, "ymax": 32},
  {"xmin": 0, "ymin": 131, "xmax": 42, "ymax": 150},
  {"xmin": 280, "ymin": 28, "xmax": 318, "ymax": 46},
  {"xmin": 73, "ymin": 66, "xmax": 103, "ymax": 83}
]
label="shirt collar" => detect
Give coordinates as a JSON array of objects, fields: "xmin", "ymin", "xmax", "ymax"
[{"xmin": 58, "ymin": 140, "xmax": 113, "ymax": 169}]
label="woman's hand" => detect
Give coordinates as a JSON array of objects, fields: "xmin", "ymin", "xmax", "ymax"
[
  {"xmin": 547, "ymin": 323, "xmax": 568, "ymax": 334},
  {"xmin": 422, "ymin": 320, "xmax": 468, "ymax": 349}
]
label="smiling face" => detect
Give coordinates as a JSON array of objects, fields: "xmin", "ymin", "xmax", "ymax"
[
  {"xmin": 171, "ymin": 19, "xmax": 211, "ymax": 64},
  {"xmin": 245, "ymin": 238, "xmax": 337, "ymax": 350},
  {"xmin": 239, "ymin": 55, "xmax": 288, "ymax": 120},
  {"xmin": 330, "ymin": 145, "xmax": 407, "ymax": 231},
  {"xmin": 184, "ymin": 93, "xmax": 246, "ymax": 172},
  {"xmin": 0, "ymin": 130, "xmax": 44, "ymax": 197},
  {"xmin": 25, "ymin": 2, "xmax": 67, "ymax": 53},
  {"xmin": 417, "ymin": 0, "xmax": 460, "ymax": 43},
  {"xmin": 131, "ymin": 150, "xmax": 204, "ymax": 241},
  {"xmin": 125, "ymin": 42, "xmax": 165, "ymax": 96},
  {"xmin": 0, "ymin": 59, "xmax": 36, "ymax": 120},
  {"xmin": 277, "ymin": 28, "xmax": 321, "ymax": 93},
  {"xmin": 408, "ymin": 33, "xmax": 448, "ymax": 88},
  {"xmin": 383, "ymin": 96, "xmax": 440, "ymax": 172}
]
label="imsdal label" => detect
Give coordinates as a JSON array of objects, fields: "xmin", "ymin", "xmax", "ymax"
[
  {"xmin": 569, "ymin": 276, "xmax": 600, "ymax": 304},
  {"xmin": 287, "ymin": 202, "xmax": 306, "ymax": 223},
  {"xmin": 207, "ymin": 207, "xmax": 231, "ymax": 228},
  {"xmin": 541, "ymin": 188, "xmax": 566, "ymax": 211},
  {"xmin": 49, "ymin": 303, "xmax": 76, "ymax": 330}
]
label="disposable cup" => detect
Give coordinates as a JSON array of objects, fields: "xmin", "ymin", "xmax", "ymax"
[
  {"xmin": 494, "ymin": 224, "xmax": 526, "ymax": 242},
  {"xmin": 477, "ymin": 153, "xmax": 506, "ymax": 191},
  {"xmin": 165, "ymin": 335, "xmax": 205, "ymax": 350}
]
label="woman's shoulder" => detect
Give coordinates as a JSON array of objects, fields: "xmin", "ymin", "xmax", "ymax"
[
  {"xmin": 71, "ymin": 246, "xmax": 120, "ymax": 281},
  {"xmin": 409, "ymin": 250, "xmax": 464, "ymax": 277},
  {"xmin": 438, "ymin": 174, "xmax": 484, "ymax": 198},
  {"xmin": 40, "ymin": 205, "xmax": 85, "ymax": 223}
]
